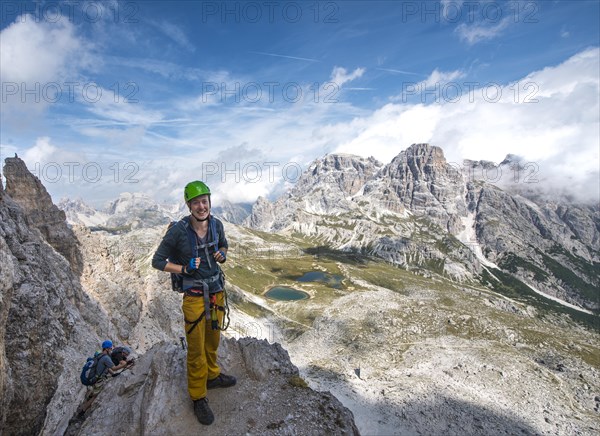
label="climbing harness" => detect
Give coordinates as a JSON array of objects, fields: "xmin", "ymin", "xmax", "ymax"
[{"xmin": 179, "ymin": 216, "xmax": 230, "ymax": 333}]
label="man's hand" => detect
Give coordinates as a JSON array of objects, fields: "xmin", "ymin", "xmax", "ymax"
[
  {"xmin": 213, "ymin": 250, "xmax": 226, "ymax": 263},
  {"xmin": 187, "ymin": 258, "xmax": 200, "ymax": 272}
]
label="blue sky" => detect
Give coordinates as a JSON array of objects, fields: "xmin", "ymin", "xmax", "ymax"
[{"xmin": 1, "ymin": 0, "xmax": 599, "ymax": 207}]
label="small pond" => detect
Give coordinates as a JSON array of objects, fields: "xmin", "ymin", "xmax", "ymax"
[
  {"xmin": 265, "ymin": 286, "xmax": 310, "ymax": 301},
  {"xmin": 296, "ymin": 271, "xmax": 344, "ymax": 289}
]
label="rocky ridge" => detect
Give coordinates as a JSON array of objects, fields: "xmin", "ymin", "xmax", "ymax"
[{"xmin": 0, "ymin": 175, "xmax": 114, "ymax": 435}]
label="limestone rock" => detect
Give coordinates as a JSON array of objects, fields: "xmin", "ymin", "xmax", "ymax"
[
  {"xmin": 66, "ymin": 340, "xmax": 359, "ymax": 436},
  {"xmin": 3, "ymin": 157, "xmax": 83, "ymax": 275},
  {"xmin": 0, "ymin": 190, "xmax": 115, "ymax": 436}
]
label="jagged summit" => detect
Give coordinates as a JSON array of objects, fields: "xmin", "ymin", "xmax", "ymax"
[
  {"xmin": 499, "ymin": 153, "xmax": 525, "ymax": 166},
  {"xmin": 3, "ymin": 156, "xmax": 83, "ymax": 273},
  {"xmin": 297, "ymin": 153, "xmax": 383, "ymax": 197}
]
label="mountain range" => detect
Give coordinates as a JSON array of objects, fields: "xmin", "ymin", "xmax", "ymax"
[
  {"xmin": 3, "ymin": 144, "xmax": 598, "ymax": 435},
  {"xmin": 245, "ymin": 144, "xmax": 599, "ymax": 314}
]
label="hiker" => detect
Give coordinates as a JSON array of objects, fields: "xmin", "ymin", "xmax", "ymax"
[
  {"xmin": 95, "ymin": 340, "xmax": 128, "ymax": 379},
  {"xmin": 77, "ymin": 340, "xmax": 128, "ymax": 416},
  {"xmin": 152, "ymin": 180, "xmax": 236, "ymax": 426},
  {"xmin": 111, "ymin": 346, "xmax": 133, "ymax": 366}
]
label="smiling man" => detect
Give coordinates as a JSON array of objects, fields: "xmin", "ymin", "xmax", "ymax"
[{"xmin": 152, "ymin": 180, "xmax": 236, "ymax": 425}]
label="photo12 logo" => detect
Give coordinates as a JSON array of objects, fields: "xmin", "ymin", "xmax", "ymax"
[
  {"xmin": 201, "ymin": 81, "xmax": 340, "ymax": 104},
  {"xmin": 400, "ymin": 81, "xmax": 539, "ymax": 104},
  {"xmin": 199, "ymin": 1, "xmax": 339, "ymax": 24},
  {"xmin": 0, "ymin": 1, "xmax": 139, "ymax": 24},
  {"xmin": 30, "ymin": 161, "xmax": 140, "ymax": 184},
  {"xmin": 400, "ymin": 1, "xmax": 539, "ymax": 24},
  {"xmin": 1, "ymin": 81, "xmax": 139, "ymax": 104},
  {"xmin": 201, "ymin": 161, "xmax": 303, "ymax": 183}
]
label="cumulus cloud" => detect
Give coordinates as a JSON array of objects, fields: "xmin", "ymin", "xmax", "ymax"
[
  {"xmin": 0, "ymin": 13, "xmax": 95, "ymax": 133},
  {"xmin": 0, "ymin": 15, "xmax": 89, "ymax": 84}
]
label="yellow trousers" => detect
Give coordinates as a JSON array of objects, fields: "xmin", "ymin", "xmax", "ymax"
[{"xmin": 182, "ymin": 292, "xmax": 223, "ymax": 400}]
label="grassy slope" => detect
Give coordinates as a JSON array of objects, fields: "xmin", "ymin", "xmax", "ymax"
[{"xmin": 222, "ymin": 226, "xmax": 599, "ymax": 368}]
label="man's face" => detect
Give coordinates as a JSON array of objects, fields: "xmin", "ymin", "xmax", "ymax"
[{"xmin": 189, "ymin": 195, "xmax": 210, "ymax": 220}]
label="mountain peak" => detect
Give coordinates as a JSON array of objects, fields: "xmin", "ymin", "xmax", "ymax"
[
  {"xmin": 393, "ymin": 143, "xmax": 446, "ymax": 164},
  {"xmin": 2, "ymin": 156, "xmax": 82, "ymax": 272},
  {"xmin": 299, "ymin": 153, "xmax": 383, "ymax": 197},
  {"xmin": 309, "ymin": 153, "xmax": 383, "ymax": 173}
]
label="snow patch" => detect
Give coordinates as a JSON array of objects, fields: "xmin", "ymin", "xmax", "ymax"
[{"xmin": 456, "ymin": 213, "xmax": 498, "ymax": 269}]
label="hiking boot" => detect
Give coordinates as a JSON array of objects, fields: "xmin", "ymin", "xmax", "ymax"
[
  {"xmin": 193, "ymin": 398, "xmax": 214, "ymax": 425},
  {"xmin": 207, "ymin": 373, "xmax": 237, "ymax": 390}
]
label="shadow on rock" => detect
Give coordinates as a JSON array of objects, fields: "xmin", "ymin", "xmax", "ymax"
[{"xmin": 302, "ymin": 364, "xmax": 541, "ymax": 436}]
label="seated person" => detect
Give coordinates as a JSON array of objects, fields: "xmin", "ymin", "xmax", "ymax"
[{"xmin": 110, "ymin": 346, "xmax": 132, "ymax": 366}]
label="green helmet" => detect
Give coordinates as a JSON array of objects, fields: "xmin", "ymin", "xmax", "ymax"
[{"xmin": 184, "ymin": 180, "xmax": 211, "ymax": 202}]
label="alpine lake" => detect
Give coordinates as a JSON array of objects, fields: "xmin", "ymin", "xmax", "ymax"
[{"xmin": 265, "ymin": 271, "xmax": 344, "ymax": 301}]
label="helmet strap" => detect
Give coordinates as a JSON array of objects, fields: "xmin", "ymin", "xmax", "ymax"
[{"xmin": 193, "ymin": 214, "xmax": 210, "ymax": 222}]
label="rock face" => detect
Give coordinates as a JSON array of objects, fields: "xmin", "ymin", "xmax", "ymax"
[
  {"xmin": 0, "ymin": 184, "xmax": 114, "ymax": 435},
  {"xmin": 57, "ymin": 198, "xmax": 110, "ymax": 227},
  {"xmin": 66, "ymin": 339, "xmax": 358, "ymax": 436},
  {"xmin": 71, "ymin": 224, "xmax": 184, "ymax": 348},
  {"xmin": 246, "ymin": 144, "xmax": 600, "ymax": 311},
  {"xmin": 212, "ymin": 200, "xmax": 252, "ymax": 224},
  {"xmin": 3, "ymin": 157, "xmax": 83, "ymax": 275},
  {"xmin": 372, "ymin": 143, "xmax": 466, "ymax": 232},
  {"xmin": 246, "ymin": 154, "xmax": 383, "ymax": 233},
  {"xmin": 104, "ymin": 192, "xmax": 175, "ymax": 229},
  {"xmin": 0, "ymin": 159, "xmax": 360, "ymax": 436}
]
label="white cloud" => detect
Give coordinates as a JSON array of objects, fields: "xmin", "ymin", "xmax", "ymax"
[
  {"xmin": 423, "ymin": 69, "xmax": 465, "ymax": 88},
  {"xmin": 330, "ymin": 67, "xmax": 366, "ymax": 87},
  {"xmin": 148, "ymin": 20, "xmax": 196, "ymax": 52},
  {"xmin": 81, "ymin": 88, "xmax": 165, "ymax": 125},
  {"xmin": 391, "ymin": 68, "xmax": 465, "ymax": 103},
  {"xmin": 0, "ymin": 13, "xmax": 95, "ymax": 134},
  {"xmin": 0, "ymin": 15, "xmax": 89, "ymax": 84},
  {"xmin": 455, "ymin": 17, "xmax": 511, "ymax": 45}
]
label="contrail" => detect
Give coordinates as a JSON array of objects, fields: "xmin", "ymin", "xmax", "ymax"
[
  {"xmin": 376, "ymin": 67, "xmax": 423, "ymax": 76},
  {"xmin": 249, "ymin": 51, "xmax": 320, "ymax": 62}
]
